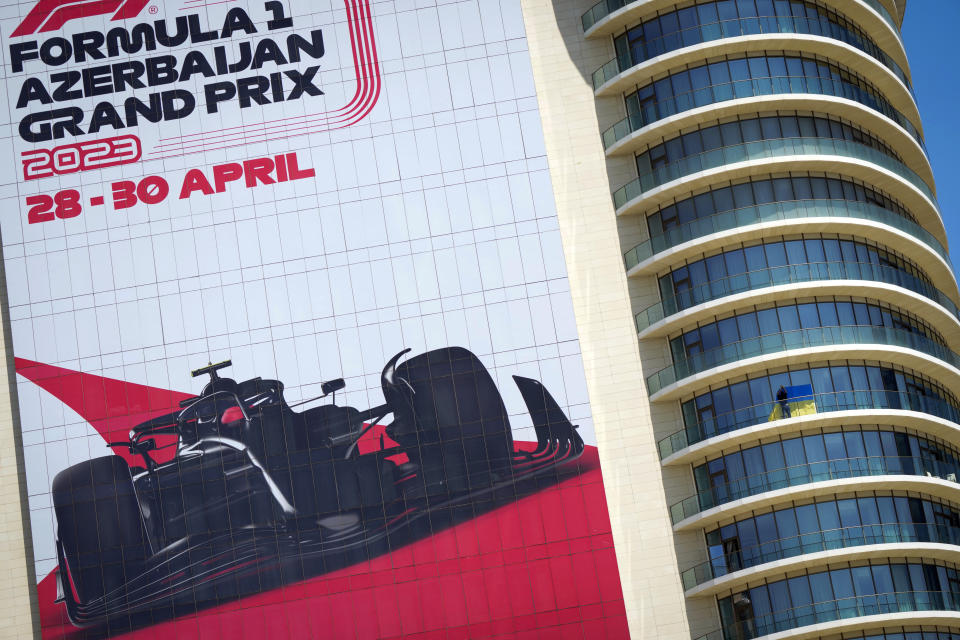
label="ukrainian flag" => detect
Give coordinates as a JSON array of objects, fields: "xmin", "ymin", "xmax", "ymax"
[{"xmin": 769, "ymin": 384, "xmax": 816, "ymax": 421}]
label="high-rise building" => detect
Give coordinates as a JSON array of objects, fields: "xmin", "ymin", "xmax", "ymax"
[
  {"xmin": 0, "ymin": 1, "xmax": 957, "ymax": 639},
  {"xmin": 521, "ymin": 0, "xmax": 960, "ymax": 638}
]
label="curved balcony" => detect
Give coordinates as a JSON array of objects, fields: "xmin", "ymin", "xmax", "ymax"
[
  {"xmin": 657, "ymin": 389, "xmax": 960, "ymax": 459},
  {"xmin": 582, "ymin": 0, "xmax": 903, "ymax": 44},
  {"xmin": 581, "ymin": 0, "xmax": 632, "ymax": 33},
  {"xmin": 646, "ymin": 325, "xmax": 960, "ymax": 396},
  {"xmin": 682, "ymin": 522, "xmax": 960, "ymax": 590},
  {"xmin": 624, "ymin": 200, "xmax": 949, "ymax": 275},
  {"xmin": 861, "ymin": 0, "xmax": 904, "ymax": 42},
  {"xmin": 670, "ymin": 455, "xmax": 960, "ymax": 524},
  {"xmin": 592, "ymin": 14, "xmax": 911, "ymax": 95},
  {"xmin": 635, "ymin": 261, "xmax": 960, "ymax": 334},
  {"xmin": 697, "ymin": 591, "xmax": 960, "ymax": 640},
  {"xmin": 602, "ymin": 71, "xmax": 923, "ymax": 152},
  {"xmin": 613, "ymin": 137, "xmax": 936, "ymax": 217}
]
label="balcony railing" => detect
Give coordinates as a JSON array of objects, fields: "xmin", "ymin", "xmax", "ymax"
[
  {"xmin": 682, "ymin": 522, "xmax": 960, "ymax": 590},
  {"xmin": 670, "ymin": 455, "xmax": 960, "ymax": 524},
  {"xmin": 635, "ymin": 260, "xmax": 959, "ymax": 334},
  {"xmin": 861, "ymin": 0, "xmax": 904, "ymax": 44},
  {"xmin": 581, "ymin": 0, "xmax": 630, "ymax": 32},
  {"xmin": 697, "ymin": 591, "xmax": 960, "ymax": 640},
  {"xmin": 612, "ymin": 137, "xmax": 936, "ymax": 213},
  {"xmin": 624, "ymin": 199, "xmax": 949, "ymax": 272},
  {"xmin": 657, "ymin": 389, "xmax": 960, "ymax": 459},
  {"xmin": 646, "ymin": 325, "xmax": 959, "ymax": 396},
  {"xmin": 601, "ymin": 74, "xmax": 923, "ymax": 151},
  {"xmin": 592, "ymin": 15, "xmax": 910, "ymax": 93},
  {"xmin": 583, "ymin": 0, "xmax": 904, "ymax": 44}
]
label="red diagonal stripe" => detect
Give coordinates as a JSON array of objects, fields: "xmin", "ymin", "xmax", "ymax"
[{"xmin": 15, "ymin": 358, "xmax": 192, "ymax": 465}]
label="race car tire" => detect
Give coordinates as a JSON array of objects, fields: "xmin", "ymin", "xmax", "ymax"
[
  {"xmin": 387, "ymin": 347, "xmax": 515, "ymax": 495},
  {"xmin": 52, "ymin": 455, "xmax": 150, "ymax": 606}
]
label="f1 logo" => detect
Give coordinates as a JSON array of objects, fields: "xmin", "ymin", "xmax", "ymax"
[{"xmin": 11, "ymin": 0, "xmax": 150, "ymax": 37}]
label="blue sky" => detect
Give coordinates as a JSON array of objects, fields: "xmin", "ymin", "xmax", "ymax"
[{"xmin": 902, "ymin": 4, "xmax": 960, "ymax": 269}]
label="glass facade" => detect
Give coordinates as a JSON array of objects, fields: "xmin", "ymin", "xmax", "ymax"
[
  {"xmin": 598, "ymin": 0, "xmax": 910, "ymax": 91},
  {"xmin": 582, "ymin": 0, "xmax": 904, "ymax": 51},
  {"xmin": 580, "ymin": 0, "xmax": 960, "ymax": 636},
  {"xmin": 694, "ymin": 495, "xmax": 960, "ymax": 585},
  {"xmin": 670, "ymin": 299, "xmax": 944, "ymax": 365},
  {"xmin": 656, "ymin": 236, "xmax": 941, "ymax": 316},
  {"xmin": 622, "ymin": 176, "xmax": 949, "ymax": 271},
  {"xmin": 603, "ymin": 53, "xmax": 921, "ymax": 148},
  {"xmin": 666, "ymin": 362, "xmax": 960, "ymax": 453},
  {"xmin": 848, "ymin": 632, "xmax": 960, "ymax": 640},
  {"xmin": 637, "ymin": 115, "xmax": 903, "ymax": 184},
  {"xmin": 613, "ymin": 135, "xmax": 937, "ymax": 214},
  {"xmin": 694, "ymin": 429, "xmax": 960, "ymax": 508},
  {"xmin": 717, "ymin": 561, "xmax": 960, "ymax": 639},
  {"xmin": 647, "ymin": 174, "xmax": 915, "ymax": 238},
  {"xmin": 647, "ymin": 299, "xmax": 960, "ymax": 396}
]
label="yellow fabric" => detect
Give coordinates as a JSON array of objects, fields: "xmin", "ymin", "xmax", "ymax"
[{"xmin": 768, "ymin": 398, "xmax": 817, "ymax": 421}]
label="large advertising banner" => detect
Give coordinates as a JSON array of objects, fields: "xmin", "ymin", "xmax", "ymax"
[{"xmin": 0, "ymin": 1, "xmax": 629, "ymax": 637}]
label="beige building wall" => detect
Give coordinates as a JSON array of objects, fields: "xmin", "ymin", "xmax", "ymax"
[
  {"xmin": 0, "ymin": 264, "xmax": 38, "ymax": 638},
  {"xmin": 518, "ymin": 0, "xmax": 696, "ymax": 637}
]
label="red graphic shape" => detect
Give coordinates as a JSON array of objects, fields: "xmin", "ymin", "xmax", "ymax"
[
  {"xmin": 36, "ymin": 447, "xmax": 626, "ymax": 640},
  {"xmin": 12, "ymin": 0, "xmax": 150, "ymax": 37},
  {"xmin": 15, "ymin": 358, "xmax": 192, "ymax": 466},
  {"xmin": 17, "ymin": 359, "xmax": 628, "ymax": 639},
  {"xmin": 149, "ymin": 0, "xmax": 381, "ymax": 159},
  {"xmin": 89, "ymin": 196, "xmax": 103, "ymax": 206}
]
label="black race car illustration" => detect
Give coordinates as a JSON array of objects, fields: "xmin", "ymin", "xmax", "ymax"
[{"xmin": 52, "ymin": 347, "xmax": 583, "ymax": 630}]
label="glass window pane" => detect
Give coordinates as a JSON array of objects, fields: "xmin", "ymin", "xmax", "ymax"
[
  {"xmin": 745, "ymin": 245, "xmax": 766, "ymax": 271},
  {"xmin": 844, "ymin": 431, "xmax": 866, "ymax": 457},
  {"xmin": 824, "ymin": 432, "xmax": 846, "ymax": 458},
  {"xmin": 811, "ymin": 366, "xmax": 834, "ymax": 393},
  {"xmin": 765, "ymin": 241, "xmax": 787, "ymax": 266},
  {"xmin": 717, "ymin": 0, "xmax": 739, "ymax": 21},
  {"xmin": 802, "ymin": 238, "xmax": 824, "ymax": 262},
  {"xmin": 725, "ymin": 248, "xmax": 747, "ymax": 274},
  {"xmin": 836, "ymin": 302, "xmax": 856, "ymax": 325},
  {"xmin": 796, "ymin": 504, "xmax": 819, "ymax": 534},
  {"xmin": 693, "ymin": 192, "xmax": 714, "ymax": 217},
  {"xmin": 773, "ymin": 178, "xmax": 794, "ymax": 201},
  {"xmin": 740, "ymin": 118, "xmax": 762, "ymax": 142},
  {"xmin": 788, "ymin": 575, "xmax": 813, "ymax": 606},
  {"xmin": 779, "ymin": 115, "xmax": 800, "ymax": 138},
  {"xmin": 809, "ymin": 572, "xmax": 834, "ymax": 603},
  {"xmin": 817, "ymin": 301, "xmax": 838, "ymax": 326},
  {"xmin": 837, "ymin": 498, "xmax": 861, "ymax": 527},
  {"xmin": 709, "ymin": 61, "xmax": 731, "ymax": 84},
  {"xmin": 797, "ymin": 303, "xmax": 820, "ymax": 328},
  {"xmin": 714, "ymin": 186, "xmax": 735, "ymax": 211},
  {"xmin": 783, "ymin": 437, "xmax": 806, "ymax": 466},
  {"xmin": 785, "ymin": 240, "xmax": 806, "ymax": 264},
  {"xmin": 748, "ymin": 56, "xmax": 769, "ymax": 77},
  {"xmin": 733, "ymin": 183, "xmax": 755, "ymax": 208},
  {"xmin": 752, "ymin": 179, "xmax": 774, "ymax": 205},
  {"xmin": 702, "ymin": 126, "xmax": 723, "ymax": 151},
  {"xmin": 737, "ymin": 312, "xmax": 761, "ymax": 339},
  {"xmin": 767, "ymin": 56, "xmax": 788, "ymax": 77},
  {"xmin": 851, "ymin": 566, "xmax": 876, "ymax": 595},
  {"xmin": 698, "ymin": 3, "xmax": 720, "ymax": 23},
  {"xmin": 829, "ymin": 568, "xmax": 855, "ymax": 599},
  {"xmin": 760, "ymin": 116, "xmax": 781, "ymax": 139},
  {"xmin": 817, "ymin": 501, "xmax": 841, "ymax": 528},
  {"xmin": 857, "ymin": 497, "xmax": 880, "ymax": 525},
  {"xmin": 729, "ymin": 59, "xmax": 750, "ymax": 81},
  {"xmin": 758, "ymin": 308, "xmax": 780, "ymax": 334}
]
